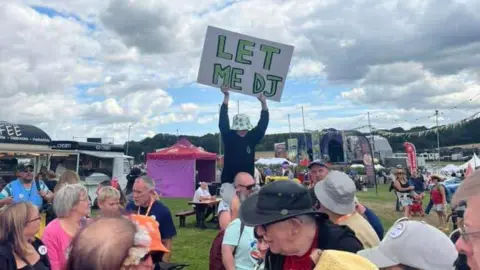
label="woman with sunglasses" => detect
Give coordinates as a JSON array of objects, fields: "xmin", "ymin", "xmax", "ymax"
[
  {"xmin": 393, "ymin": 168, "xmax": 416, "ymax": 218},
  {"xmin": 0, "ymin": 202, "xmax": 51, "ymax": 270}
]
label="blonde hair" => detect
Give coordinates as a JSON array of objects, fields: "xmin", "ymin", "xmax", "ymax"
[
  {"xmin": 98, "ymin": 186, "xmax": 121, "ymax": 203},
  {"xmin": 55, "ymin": 170, "xmax": 80, "ymax": 193},
  {"xmin": 0, "ymin": 202, "xmax": 37, "ymax": 257}
]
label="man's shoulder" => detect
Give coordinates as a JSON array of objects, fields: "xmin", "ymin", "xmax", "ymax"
[
  {"xmin": 316, "ymin": 214, "xmax": 359, "ymax": 242},
  {"xmin": 152, "ymin": 200, "xmax": 171, "ymax": 214}
]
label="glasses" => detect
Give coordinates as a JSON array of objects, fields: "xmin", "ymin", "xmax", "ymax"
[
  {"xmin": 238, "ymin": 184, "xmax": 256, "ymax": 191},
  {"xmin": 27, "ymin": 216, "xmax": 41, "ymax": 223},
  {"xmin": 459, "ymin": 225, "xmax": 480, "ymax": 242}
]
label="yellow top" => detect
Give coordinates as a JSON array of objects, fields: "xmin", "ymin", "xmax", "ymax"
[
  {"xmin": 337, "ymin": 212, "xmax": 381, "ymax": 249},
  {"xmin": 314, "ymin": 250, "xmax": 378, "ymax": 270}
]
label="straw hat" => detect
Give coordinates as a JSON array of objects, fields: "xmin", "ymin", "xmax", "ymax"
[{"xmin": 312, "ymin": 250, "xmax": 378, "ymax": 270}]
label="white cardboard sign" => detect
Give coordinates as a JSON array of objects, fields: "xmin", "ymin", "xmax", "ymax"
[{"xmin": 197, "ymin": 26, "xmax": 294, "ymax": 102}]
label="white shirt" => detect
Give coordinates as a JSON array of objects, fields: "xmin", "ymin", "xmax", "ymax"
[
  {"xmin": 193, "ymin": 187, "xmax": 211, "ymax": 203},
  {"xmin": 56, "ymin": 164, "xmax": 67, "ymax": 178},
  {"xmin": 254, "ymin": 168, "xmax": 261, "ymax": 185}
]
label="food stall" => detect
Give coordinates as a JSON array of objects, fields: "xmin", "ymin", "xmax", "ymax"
[
  {"xmin": 0, "ymin": 121, "xmax": 55, "ymax": 182},
  {"xmin": 49, "ymin": 141, "xmax": 133, "ymax": 200}
]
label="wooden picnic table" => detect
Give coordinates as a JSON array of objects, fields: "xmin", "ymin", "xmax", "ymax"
[{"xmin": 188, "ymin": 198, "xmax": 221, "ymax": 229}]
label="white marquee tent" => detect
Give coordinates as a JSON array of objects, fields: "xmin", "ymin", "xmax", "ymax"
[
  {"xmin": 459, "ymin": 153, "xmax": 480, "ymax": 170},
  {"xmin": 255, "ymin": 158, "xmax": 297, "ymax": 166},
  {"xmin": 441, "ymin": 164, "xmax": 460, "ymax": 174}
]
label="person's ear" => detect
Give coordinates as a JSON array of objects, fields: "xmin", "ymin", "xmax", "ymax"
[{"xmin": 290, "ymin": 218, "xmax": 303, "ymax": 235}]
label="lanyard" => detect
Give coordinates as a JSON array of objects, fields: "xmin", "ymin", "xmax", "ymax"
[
  {"xmin": 335, "ymin": 213, "xmax": 354, "ymax": 224},
  {"xmin": 138, "ymin": 199, "xmax": 154, "ymax": 216}
]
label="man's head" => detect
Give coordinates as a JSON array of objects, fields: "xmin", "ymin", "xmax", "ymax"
[
  {"xmin": 22, "ymin": 165, "xmax": 34, "ymax": 183},
  {"xmin": 234, "ymin": 172, "xmax": 256, "ymax": 202},
  {"xmin": 231, "ymin": 113, "xmax": 253, "ymax": 138},
  {"xmin": 200, "ymin": 182, "xmax": 208, "ymax": 190},
  {"xmin": 315, "ymin": 171, "xmax": 356, "ymax": 217},
  {"xmin": 133, "ymin": 176, "xmax": 156, "ymax": 207},
  {"xmin": 308, "ymin": 160, "xmax": 329, "ymax": 184},
  {"xmin": 239, "ymin": 180, "xmax": 317, "ymax": 256},
  {"xmin": 282, "ymin": 161, "xmax": 289, "ymax": 169},
  {"xmin": 453, "ymin": 170, "xmax": 480, "ymax": 269},
  {"xmin": 455, "ymin": 194, "xmax": 480, "ymax": 270}
]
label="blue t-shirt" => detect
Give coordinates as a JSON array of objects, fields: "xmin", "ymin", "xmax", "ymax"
[
  {"xmin": 0, "ymin": 179, "xmax": 50, "ymax": 208},
  {"xmin": 126, "ymin": 201, "xmax": 177, "ymax": 240},
  {"xmin": 222, "ymin": 218, "xmax": 263, "ymax": 270},
  {"xmin": 363, "ymin": 207, "xmax": 384, "ymax": 240}
]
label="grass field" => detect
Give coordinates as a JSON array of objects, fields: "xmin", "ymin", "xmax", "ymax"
[{"xmin": 164, "ymin": 184, "xmax": 439, "ymax": 269}]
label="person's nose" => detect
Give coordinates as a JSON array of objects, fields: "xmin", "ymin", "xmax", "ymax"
[{"xmin": 455, "ymin": 237, "xmax": 470, "ymax": 255}]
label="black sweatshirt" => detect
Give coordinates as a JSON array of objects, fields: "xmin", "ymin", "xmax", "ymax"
[
  {"xmin": 264, "ymin": 214, "xmax": 364, "ymax": 269},
  {"xmin": 219, "ymin": 103, "xmax": 269, "ymax": 183}
]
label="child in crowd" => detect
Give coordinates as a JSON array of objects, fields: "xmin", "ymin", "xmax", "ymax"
[
  {"xmin": 97, "ymin": 186, "xmax": 122, "ymax": 216},
  {"xmin": 410, "ymin": 197, "xmax": 425, "ymax": 217},
  {"xmin": 430, "ymin": 175, "xmax": 448, "ymax": 231}
]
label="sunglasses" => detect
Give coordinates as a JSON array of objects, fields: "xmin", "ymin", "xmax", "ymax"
[{"xmin": 238, "ymin": 184, "xmax": 256, "ymax": 190}]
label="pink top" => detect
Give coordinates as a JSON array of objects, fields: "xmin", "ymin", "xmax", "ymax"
[{"xmin": 42, "ymin": 219, "xmax": 73, "ymax": 270}]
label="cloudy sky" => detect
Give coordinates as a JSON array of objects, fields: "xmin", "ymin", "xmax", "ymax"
[{"xmin": 1, "ymin": 0, "xmax": 479, "ymax": 144}]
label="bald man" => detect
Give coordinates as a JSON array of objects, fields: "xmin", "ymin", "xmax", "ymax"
[
  {"xmin": 452, "ymin": 170, "xmax": 480, "ymax": 270},
  {"xmin": 218, "ymin": 172, "xmax": 257, "ymax": 229}
]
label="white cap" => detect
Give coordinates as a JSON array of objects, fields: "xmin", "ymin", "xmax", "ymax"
[{"xmin": 357, "ymin": 219, "xmax": 457, "ymax": 270}]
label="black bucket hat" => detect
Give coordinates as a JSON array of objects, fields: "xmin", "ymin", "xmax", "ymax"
[{"xmin": 239, "ymin": 180, "xmax": 316, "ymax": 227}]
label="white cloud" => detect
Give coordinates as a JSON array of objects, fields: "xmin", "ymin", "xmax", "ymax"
[{"xmin": 1, "ymin": 0, "xmax": 479, "ymax": 144}]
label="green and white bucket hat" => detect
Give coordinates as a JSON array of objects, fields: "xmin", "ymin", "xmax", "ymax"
[{"xmin": 231, "ymin": 114, "xmax": 253, "ymax": 131}]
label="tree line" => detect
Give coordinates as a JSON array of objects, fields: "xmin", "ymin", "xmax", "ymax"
[{"xmin": 126, "ymin": 117, "xmax": 480, "ymax": 162}]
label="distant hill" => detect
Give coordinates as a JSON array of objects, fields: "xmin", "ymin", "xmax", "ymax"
[{"xmin": 126, "ymin": 117, "xmax": 480, "ymax": 162}]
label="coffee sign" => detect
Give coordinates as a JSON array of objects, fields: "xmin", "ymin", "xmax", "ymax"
[{"xmin": 0, "ymin": 122, "xmax": 51, "ymax": 145}]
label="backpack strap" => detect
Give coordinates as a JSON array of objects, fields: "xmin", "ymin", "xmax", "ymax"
[
  {"xmin": 232, "ymin": 222, "xmax": 245, "ymax": 256},
  {"xmin": 35, "ymin": 178, "xmax": 41, "ymax": 192}
]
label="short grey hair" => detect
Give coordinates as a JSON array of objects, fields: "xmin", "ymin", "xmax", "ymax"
[
  {"xmin": 296, "ymin": 214, "xmax": 316, "ymax": 224},
  {"xmin": 54, "ymin": 184, "xmax": 88, "ymax": 218},
  {"xmin": 136, "ymin": 175, "xmax": 155, "ymax": 190}
]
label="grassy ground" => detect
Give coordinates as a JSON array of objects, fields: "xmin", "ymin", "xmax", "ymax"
[{"xmin": 164, "ymin": 184, "xmax": 440, "ymax": 269}]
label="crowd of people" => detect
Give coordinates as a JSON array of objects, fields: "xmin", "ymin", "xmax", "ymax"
[
  {"xmin": 0, "ymin": 163, "xmax": 180, "ymax": 270},
  {"xmin": 0, "ymin": 85, "xmax": 478, "ymax": 270}
]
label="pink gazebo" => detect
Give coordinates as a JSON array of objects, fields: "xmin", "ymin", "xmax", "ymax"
[{"xmin": 146, "ymin": 138, "xmax": 217, "ymax": 198}]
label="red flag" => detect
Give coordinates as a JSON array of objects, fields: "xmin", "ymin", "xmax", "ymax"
[
  {"xmin": 404, "ymin": 142, "xmax": 417, "ymax": 173},
  {"xmin": 465, "ymin": 163, "xmax": 473, "ymax": 178}
]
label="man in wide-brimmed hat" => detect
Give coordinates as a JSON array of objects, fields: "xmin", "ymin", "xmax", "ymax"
[{"xmin": 239, "ymin": 180, "xmax": 363, "ymax": 269}]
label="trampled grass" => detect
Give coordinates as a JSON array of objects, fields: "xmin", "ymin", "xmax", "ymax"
[{"xmin": 163, "ymin": 184, "xmax": 439, "ymax": 269}]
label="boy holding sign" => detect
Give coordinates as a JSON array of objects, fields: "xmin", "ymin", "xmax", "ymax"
[{"xmin": 217, "ymin": 85, "xmax": 269, "ymax": 222}]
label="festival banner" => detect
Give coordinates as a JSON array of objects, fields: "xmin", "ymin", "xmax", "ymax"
[
  {"xmin": 197, "ymin": 26, "xmax": 295, "ymax": 102},
  {"xmin": 274, "ymin": 142, "xmax": 287, "ymax": 158},
  {"xmin": 356, "ymin": 135, "xmax": 376, "ymax": 187},
  {"xmin": 287, "ymin": 138, "xmax": 298, "ymax": 162},
  {"xmin": 404, "ymin": 142, "xmax": 417, "ymax": 173},
  {"xmin": 311, "ymin": 131, "xmax": 321, "ymax": 160}
]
